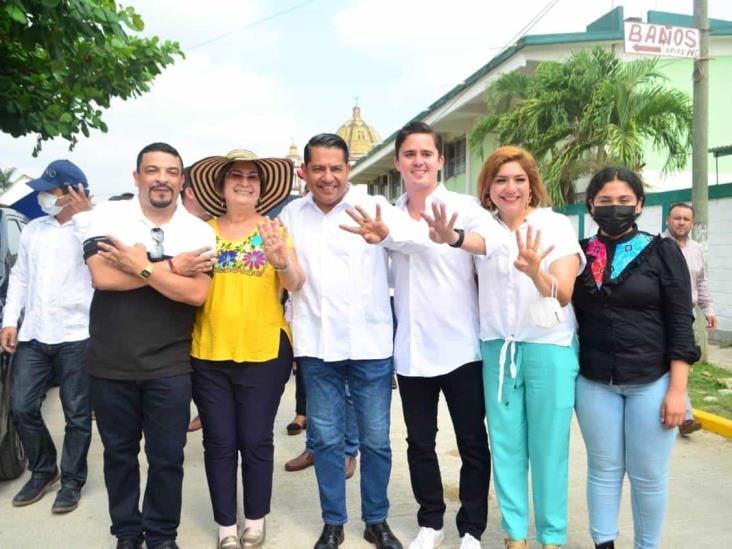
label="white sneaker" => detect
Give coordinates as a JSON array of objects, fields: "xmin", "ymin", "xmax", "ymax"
[
  {"xmin": 459, "ymin": 533, "xmax": 482, "ymax": 548},
  {"xmin": 408, "ymin": 527, "xmax": 445, "ymax": 549}
]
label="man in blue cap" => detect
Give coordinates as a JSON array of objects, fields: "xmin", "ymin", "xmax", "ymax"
[{"xmin": 0, "ymin": 159, "xmax": 94, "ymax": 513}]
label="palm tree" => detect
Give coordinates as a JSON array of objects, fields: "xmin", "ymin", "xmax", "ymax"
[
  {"xmin": 0, "ymin": 167, "xmax": 17, "ymax": 193},
  {"xmin": 470, "ymin": 48, "xmax": 693, "ymax": 205}
]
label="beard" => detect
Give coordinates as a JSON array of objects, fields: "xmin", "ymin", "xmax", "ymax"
[{"xmin": 149, "ymin": 185, "xmax": 175, "ymax": 208}]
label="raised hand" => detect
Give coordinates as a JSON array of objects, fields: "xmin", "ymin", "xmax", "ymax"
[
  {"xmin": 513, "ymin": 226, "xmax": 554, "ymax": 279},
  {"xmin": 63, "ymin": 183, "xmax": 93, "ymax": 215},
  {"xmin": 259, "ymin": 218, "xmax": 290, "ymax": 270},
  {"xmin": 421, "ymin": 201, "xmax": 459, "ymax": 244},
  {"xmin": 340, "ymin": 204, "xmax": 389, "ymax": 244}
]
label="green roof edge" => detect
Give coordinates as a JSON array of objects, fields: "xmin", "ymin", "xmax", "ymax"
[{"xmin": 353, "ymin": 7, "xmax": 732, "ymax": 171}]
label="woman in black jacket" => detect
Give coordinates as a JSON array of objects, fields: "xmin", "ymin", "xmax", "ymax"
[{"xmin": 572, "ymin": 167, "xmax": 699, "ymax": 549}]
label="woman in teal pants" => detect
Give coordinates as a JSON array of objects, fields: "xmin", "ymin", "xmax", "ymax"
[{"xmin": 424, "ymin": 146, "xmax": 584, "ymax": 548}]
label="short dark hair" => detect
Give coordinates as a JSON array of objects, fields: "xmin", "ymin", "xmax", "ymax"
[
  {"xmin": 585, "ymin": 166, "xmax": 645, "ymax": 212},
  {"xmin": 109, "ymin": 192, "xmax": 134, "ymax": 202},
  {"xmin": 136, "ymin": 142, "xmax": 183, "ymax": 172},
  {"xmin": 303, "ymin": 134, "xmax": 349, "ymax": 165},
  {"xmin": 668, "ymin": 201, "xmax": 694, "ymax": 217},
  {"xmin": 395, "ymin": 121, "xmax": 442, "ymax": 157}
]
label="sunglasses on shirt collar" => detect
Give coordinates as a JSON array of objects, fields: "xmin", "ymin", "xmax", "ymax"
[{"xmin": 150, "ymin": 227, "xmax": 164, "ymax": 259}]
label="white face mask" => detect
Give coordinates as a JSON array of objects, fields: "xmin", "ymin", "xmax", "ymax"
[
  {"xmin": 38, "ymin": 192, "xmax": 63, "ymax": 216},
  {"xmin": 529, "ymin": 276, "xmax": 564, "ymax": 329}
]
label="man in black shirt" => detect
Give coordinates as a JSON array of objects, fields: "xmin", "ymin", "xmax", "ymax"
[{"xmin": 84, "ymin": 143, "xmax": 215, "ymax": 549}]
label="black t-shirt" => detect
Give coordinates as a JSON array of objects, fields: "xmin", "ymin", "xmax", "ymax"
[{"xmin": 83, "ymin": 199, "xmax": 215, "ymax": 380}]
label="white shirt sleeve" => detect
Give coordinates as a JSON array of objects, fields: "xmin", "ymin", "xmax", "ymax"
[
  {"xmin": 2, "ymin": 226, "xmax": 31, "ymax": 329},
  {"xmin": 377, "ymin": 196, "xmax": 432, "ymax": 255},
  {"xmin": 464, "ymin": 204, "xmax": 504, "ymax": 258},
  {"xmin": 84, "ymin": 203, "xmax": 114, "ymax": 242}
]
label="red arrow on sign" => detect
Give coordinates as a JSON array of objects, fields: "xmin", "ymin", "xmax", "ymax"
[{"xmin": 633, "ymin": 43, "xmax": 662, "ymax": 53}]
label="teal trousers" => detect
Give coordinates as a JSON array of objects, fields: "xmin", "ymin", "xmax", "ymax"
[{"xmin": 481, "ymin": 338, "xmax": 578, "ymax": 545}]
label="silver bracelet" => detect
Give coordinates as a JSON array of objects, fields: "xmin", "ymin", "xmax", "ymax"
[{"xmin": 273, "ymin": 261, "xmax": 290, "ymax": 272}]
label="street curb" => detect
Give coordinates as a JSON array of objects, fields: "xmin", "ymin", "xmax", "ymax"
[{"xmin": 694, "ymin": 408, "xmax": 732, "ymax": 439}]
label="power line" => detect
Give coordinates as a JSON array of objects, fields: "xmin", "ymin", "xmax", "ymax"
[
  {"xmin": 497, "ymin": 0, "xmax": 562, "ymax": 57},
  {"xmin": 186, "ymin": 0, "xmax": 316, "ymax": 51},
  {"xmin": 433, "ymin": 0, "xmax": 562, "ymax": 116}
]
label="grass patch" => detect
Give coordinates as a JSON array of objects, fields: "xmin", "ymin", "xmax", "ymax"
[{"xmin": 688, "ymin": 362, "xmax": 732, "ymax": 420}]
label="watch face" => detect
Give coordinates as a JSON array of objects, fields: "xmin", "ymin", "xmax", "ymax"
[{"xmin": 140, "ymin": 264, "xmax": 153, "ymax": 279}]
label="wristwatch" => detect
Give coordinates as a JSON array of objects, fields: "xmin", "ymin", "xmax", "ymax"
[
  {"xmin": 140, "ymin": 262, "xmax": 154, "ymax": 279},
  {"xmin": 448, "ymin": 228, "xmax": 465, "ymax": 248}
]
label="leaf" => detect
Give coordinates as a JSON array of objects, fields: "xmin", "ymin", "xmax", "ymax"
[{"xmin": 6, "ymin": 5, "xmax": 28, "ymax": 24}]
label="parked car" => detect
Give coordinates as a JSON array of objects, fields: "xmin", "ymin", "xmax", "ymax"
[{"xmin": 0, "ymin": 206, "xmax": 28, "ymax": 480}]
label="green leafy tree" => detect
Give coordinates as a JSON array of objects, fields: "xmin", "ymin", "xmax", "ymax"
[
  {"xmin": 0, "ymin": 167, "xmax": 17, "ymax": 193},
  {"xmin": 0, "ymin": 0, "xmax": 183, "ymax": 155},
  {"xmin": 470, "ymin": 48, "xmax": 693, "ymax": 204}
]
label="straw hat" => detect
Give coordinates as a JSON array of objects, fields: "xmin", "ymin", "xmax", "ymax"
[{"xmin": 188, "ymin": 149, "xmax": 293, "ymax": 216}]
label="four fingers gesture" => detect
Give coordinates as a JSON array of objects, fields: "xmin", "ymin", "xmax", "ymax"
[
  {"xmin": 340, "ymin": 204, "xmax": 389, "ymax": 244},
  {"xmin": 420, "ymin": 202, "xmax": 459, "ymax": 244},
  {"xmin": 513, "ymin": 225, "xmax": 554, "ymax": 279},
  {"xmin": 259, "ymin": 218, "xmax": 290, "ymax": 270}
]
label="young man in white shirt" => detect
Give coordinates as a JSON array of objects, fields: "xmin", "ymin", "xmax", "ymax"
[
  {"xmin": 1, "ymin": 160, "xmax": 94, "ymax": 514},
  {"xmin": 350, "ymin": 122, "xmax": 491, "ymax": 549},
  {"xmin": 279, "ymin": 134, "xmax": 403, "ymax": 549}
]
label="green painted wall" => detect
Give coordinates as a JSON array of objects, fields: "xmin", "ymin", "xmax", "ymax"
[
  {"xmin": 642, "ymin": 56, "xmax": 732, "ymax": 179},
  {"xmin": 444, "ymin": 172, "xmax": 465, "ymax": 193}
]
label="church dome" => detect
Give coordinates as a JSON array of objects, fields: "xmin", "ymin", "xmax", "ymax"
[{"xmin": 336, "ymin": 104, "xmax": 381, "ymax": 162}]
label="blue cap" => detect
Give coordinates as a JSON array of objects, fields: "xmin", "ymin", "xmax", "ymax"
[{"xmin": 26, "ymin": 160, "xmax": 88, "ymax": 192}]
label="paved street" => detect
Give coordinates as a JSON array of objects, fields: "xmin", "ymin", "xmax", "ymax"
[{"xmin": 1, "ymin": 373, "xmax": 731, "ymax": 549}]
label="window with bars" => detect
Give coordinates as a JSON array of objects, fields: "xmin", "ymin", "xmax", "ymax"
[{"xmin": 445, "ymin": 138, "xmax": 466, "ymax": 179}]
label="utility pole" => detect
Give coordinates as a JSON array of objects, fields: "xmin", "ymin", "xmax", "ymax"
[
  {"xmin": 692, "ymin": 0, "xmax": 710, "ymax": 360},
  {"xmin": 692, "ymin": 0, "xmax": 709, "ymax": 246}
]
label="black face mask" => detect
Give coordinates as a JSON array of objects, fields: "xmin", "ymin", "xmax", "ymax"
[{"xmin": 592, "ymin": 205, "xmax": 638, "ymax": 237}]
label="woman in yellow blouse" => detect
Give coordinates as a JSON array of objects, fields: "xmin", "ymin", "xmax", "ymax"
[{"xmin": 188, "ymin": 150, "xmax": 305, "ymax": 549}]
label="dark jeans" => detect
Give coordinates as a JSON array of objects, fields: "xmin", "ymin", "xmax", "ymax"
[
  {"xmin": 295, "ymin": 358, "xmax": 306, "ymax": 417},
  {"xmin": 10, "ymin": 339, "xmax": 91, "ymax": 488},
  {"xmin": 397, "ymin": 361, "xmax": 490, "ymax": 540},
  {"xmin": 191, "ymin": 331, "xmax": 292, "ymax": 526},
  {"xmin": 91, "ymin": 374, "xmax": 191, "ymax": 547}
]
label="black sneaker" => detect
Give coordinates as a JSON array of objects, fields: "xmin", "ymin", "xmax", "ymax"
[
  {"xmin": 314, "ymin": 524, "xmax": 344, "ymax": 549},
  {"xmin": 364, "ymin": 520, "xmax": 403, "ymax": 549},
  {"xmin": 11, "ymin": 472, "xmax": 60, "ymax": 507},
  {"xmin": 52, "ymin": 485, "xmax": 81, "ymax": 513}
]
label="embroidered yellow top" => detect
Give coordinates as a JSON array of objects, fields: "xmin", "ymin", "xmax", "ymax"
[{"xmin": 191, "ymin": 219, "xmax": 291, "ymax": 362}]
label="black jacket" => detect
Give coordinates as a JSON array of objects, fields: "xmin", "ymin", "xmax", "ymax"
[{"xmin": 572, "ymin": 230, "xmax": 700, "ymax": 385}]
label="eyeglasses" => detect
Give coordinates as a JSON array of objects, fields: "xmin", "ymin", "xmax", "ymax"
[
  {"xmin": 226, "ymin": 169, "xmax": 261, "ymax": 183},
  {"xmin": 150, "ymin": 227, "xmax": 164, "ymax": 259}
]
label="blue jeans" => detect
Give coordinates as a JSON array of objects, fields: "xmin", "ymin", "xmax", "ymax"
[
  {"xmin": 575, "ymin": 373, "xmax": 677, "ymax": 549},
  {"xmin": 10, "ymin": 339, "xmax": 91, "ymax": 488},
  {"xmin": 300, "ymin": 356, "xmax": 393, "ymax": 525},
  {"xmin": 305, "ymin": 382, "xmax": 360, "ymax": 457},
  {"xmin": 91, "ymin": 374, "xmax": 191, "ymax": 547}
]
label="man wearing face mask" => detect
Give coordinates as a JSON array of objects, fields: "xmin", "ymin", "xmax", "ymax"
[{"xmin": 0, "ymin": 160, "xmax": 94, "ymax": 514}]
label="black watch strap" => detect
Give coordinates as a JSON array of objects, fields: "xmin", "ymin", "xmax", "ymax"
[{"xmin": 448, "ymin": 228, "xmax": 465, "ymax": 248}]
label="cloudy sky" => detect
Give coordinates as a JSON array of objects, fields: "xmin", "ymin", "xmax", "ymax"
[{"xmin": 3, "ymin": 0, "xmax": 732, "ymax": 199}]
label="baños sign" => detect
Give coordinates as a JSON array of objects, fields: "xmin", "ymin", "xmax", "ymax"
[{"xmin": 624, "ymin": 21, "xmax": 700, "ymax": 59}]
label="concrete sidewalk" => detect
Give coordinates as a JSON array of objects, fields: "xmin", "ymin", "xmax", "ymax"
[{"xmin": 1, "ymin": 375, "xmax": 731, "ymax": 548}]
